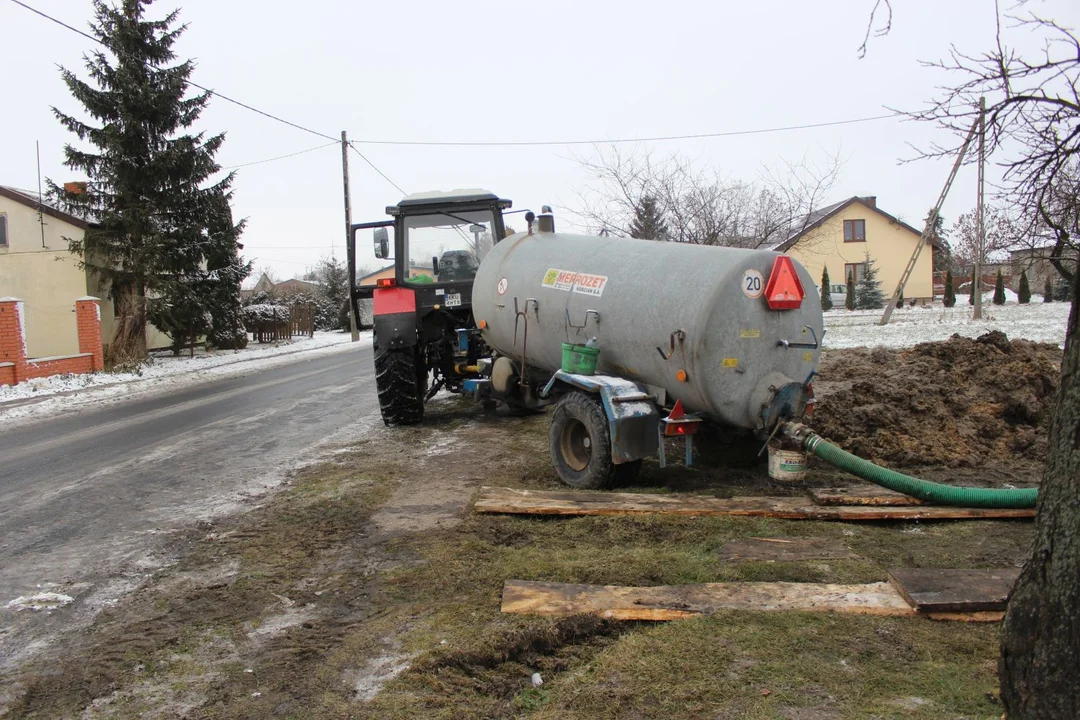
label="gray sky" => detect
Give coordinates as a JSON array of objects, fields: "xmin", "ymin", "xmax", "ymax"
[{"xmin": 3, "ymin": 0, "xmax": 1077, "ymax": 280}]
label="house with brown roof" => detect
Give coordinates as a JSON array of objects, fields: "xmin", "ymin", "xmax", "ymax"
[{"xmin": 773, "ymin": 196, "xmax": 939, "ymax": 302}]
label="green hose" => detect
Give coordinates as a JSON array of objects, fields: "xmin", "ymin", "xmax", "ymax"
[{"xmin": 803, "ymin": 432, "xmax": 1038, "ymax": 509}]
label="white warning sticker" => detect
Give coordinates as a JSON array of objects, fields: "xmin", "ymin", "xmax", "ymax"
[
  {"xmin": 742, "ymin": 269, "xmax": 764, "ymax": 299},
  {"xmin": 496, "ymin": 277, "xmax": 509, "ymax": 295},
  {"xmin": 542, "ymin": 269, "xmax": 609, "ymax": 297}
]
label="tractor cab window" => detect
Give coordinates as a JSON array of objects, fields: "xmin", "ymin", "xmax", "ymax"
[{"xmin": 402, "ymin": 209, "xmax": 497, "ymax": 286}]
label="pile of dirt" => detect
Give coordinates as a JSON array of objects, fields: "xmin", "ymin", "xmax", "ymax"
[{"xmin": 812, "ymin": 331, "xmax": 1062, "ymax": 468}]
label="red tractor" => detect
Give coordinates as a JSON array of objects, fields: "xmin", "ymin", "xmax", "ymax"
[{"xmin": 350, "ymin": 190, "xmax": 513, "ymax": 425}]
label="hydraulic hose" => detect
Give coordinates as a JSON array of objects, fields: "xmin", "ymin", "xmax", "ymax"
[{"xmin": 793, "ymin": 427, "xmax": 1038, "ymax": 509}]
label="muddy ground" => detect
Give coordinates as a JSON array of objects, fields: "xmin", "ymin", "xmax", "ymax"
[{"xmin": 0, "ymin": 336, "xmax": 1050, "ymax": 719}]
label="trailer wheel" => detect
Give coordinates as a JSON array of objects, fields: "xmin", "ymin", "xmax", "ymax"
[
  {"xmin": 549, "ymin": 391, "xmax": 639, "ymax": 489},
  {"xmin": 375, "ymin": 345, "xmax": 425, "ymax": 426}
]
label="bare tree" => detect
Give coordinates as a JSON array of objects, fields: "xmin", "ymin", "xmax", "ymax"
[
  {"xmin": 571, "ymin": 146, "xmax": 842, "ymax": 250},
  {"xmin": 899, "ymin": 7, "xmax": 1080, "ymax": 716},
  {"xmin": 949, "ymin": 203, "xmax": 1024, "ymax": 266}
]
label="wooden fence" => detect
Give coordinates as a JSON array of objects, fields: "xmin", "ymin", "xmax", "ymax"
[{"xmin": 251, "ymin": 303, "xmax": 315, "ymax": 343}]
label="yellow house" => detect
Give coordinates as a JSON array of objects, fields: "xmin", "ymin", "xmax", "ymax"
[
  {"xmin": 774, "ymin": 196, "xmax": 937, "ymax": 302},
  {"xmin": 0, "ymin": 185, "xmax": 169, "ymax": 357}
]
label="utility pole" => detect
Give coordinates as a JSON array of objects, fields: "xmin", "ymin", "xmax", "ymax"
[
  {"xmin": 342, "ymin": 130, "xmax": 359, "ymax": 341},
  {"xmin": 973, "ymin": 97, "xmax": 986, "ymax": 321}
]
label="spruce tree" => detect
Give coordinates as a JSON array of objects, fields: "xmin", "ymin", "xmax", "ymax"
[
  {"xmin": 993, "ymin": 268, "xmax": 1007, "ymax": 305},
  {"xmin": 820, "ymin": 266, "xmax": 833, "ymax": 311},
  {"xmin": 204, "ymin": 193, "xmax": 250, "ymax": 349},
  {"xmin": 51, "ymin": 0, "xmax": 236, "ymax": 364},
  {"xmin": 1018, "ymin": 270, "xmax": 1032, "ymax": 304},
  {"xmin": 1045, "ymin": 277, "xmax": 1055, "ymax": 303},
  {"xmin": 943, "ymin": 269, "xmax": 957, "ymax": 307},
  {"xmin": 628, "ymin": 195, "xmax": 669, "ymax": 240},
  {"xmin": 313, "ymin": 255, "xmax": 351, "ymax": 331},
  {"xmin": 845, "ymin": 271, "xmax": 856, "ymax": 311},
  {"xmin": 855, "ymin": 253, "xmax": 885, "ymax": 309}
]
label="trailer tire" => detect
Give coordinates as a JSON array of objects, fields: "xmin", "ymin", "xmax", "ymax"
[
  {"xmin": 549, "ymin": 391, "xmax": 628, "ymax": 489},
  {"xmin": 375, "ymin": 345, "xmax": 425, "ymax": 426}
]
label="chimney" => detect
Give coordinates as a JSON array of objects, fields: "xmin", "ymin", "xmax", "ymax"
[{"xmin": 862, "ymin": 196, "xmax": 877, "ymax": 208}]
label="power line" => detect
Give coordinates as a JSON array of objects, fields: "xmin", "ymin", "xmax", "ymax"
[
  {"xmin": 221, "ymin": 141, "xmax": 338, "ymax": 170},
  {"xmin": 346, "ymin": 114, "xmax": 897, "ymax": 147},
  {"xmin": 348, "ymin": 143, "xmax": 406, "ymax": 194},
  {"xmin": 8, "ymin": 0, "xmax": 338, "ymax": 142}
]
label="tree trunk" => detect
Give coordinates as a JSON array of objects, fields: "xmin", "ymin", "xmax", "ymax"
[
  {"xmin": 1000, "ymin": 274, "xmax": 1080, "ymax": 717},
  {"xmin": 106, "ymin": 281, "xmax": 147, "ymax": 367}
]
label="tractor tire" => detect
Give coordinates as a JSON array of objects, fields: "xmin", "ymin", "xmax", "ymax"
[
  {"xmin": 375, "ymin": 345, "xmax": 425, "ymax": 426},
  {"xmin": 549, "ymin": 391, "xmax": 641, "ymax": 489}
]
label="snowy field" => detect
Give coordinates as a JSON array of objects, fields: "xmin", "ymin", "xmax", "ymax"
[
  {"xmin": 823, "ymin": 295, "xmax": 1071, "ymax": 350},
  {"xmin": 0, "ymin": 331, "xmax": 368, "ymax": 425}
]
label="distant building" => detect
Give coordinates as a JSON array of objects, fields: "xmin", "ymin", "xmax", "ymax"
[
  {"xmin": 772, "ymin": 196, "xmax": 941, "ymax": 302},
  {"xmin": 358, "ymin": 264, "xmax": 435, "ymax": 286},
  {"xmin": 1010, "ymin": 246, "xmax": 1077, "ymax": 292},
  {"xmin": 243, "ymin": 273, "xmax": 320, "ymax": 299}
]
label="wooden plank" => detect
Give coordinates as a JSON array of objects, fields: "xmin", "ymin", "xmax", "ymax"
[
  {"xmin": 888, "ymin": 568, "xmax": 1020, "ymax": 613},
  {"xmin": 719, "ymin": 537, "xmax": 859, "ymax": 562},
  {"xmin": 475, "ymin": 487, "xmax": 1035, "ymax": 522},
  {"xmin": 501, "ymin": 579, "xmax": 1005, "ymax": 623},
  {"xmin": 809, "ymin": 485, "xmax": 926, "ymax": 507},
  {"xmin": 501, "ymin": 579, "xmax": 916, "ymax": 621}
]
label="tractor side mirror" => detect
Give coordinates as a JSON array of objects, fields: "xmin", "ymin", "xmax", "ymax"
[
  {"xmin": 374, "ymin": 227, "xmax": 389, "ymax": 259},
  {"xmin": 432, "ymin": 256, "xmax": 440, "ymax": 277}
]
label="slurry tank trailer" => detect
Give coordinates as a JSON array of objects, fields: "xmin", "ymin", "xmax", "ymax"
[{"xmin": 350, "ymin": 192, "xmax": 1035, "ymax": 509}]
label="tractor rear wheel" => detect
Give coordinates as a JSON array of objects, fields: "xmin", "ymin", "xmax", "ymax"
[
  {"xmin": 375, "ymin": 344, "xmax": 425, "ymax": 426},
  {"xmin": 549, "ymin": 391, "xmax": 641, "ymax": 489}
]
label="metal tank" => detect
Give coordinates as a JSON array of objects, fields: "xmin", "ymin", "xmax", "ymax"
[{"xmin": 472, "ymin": 224, "xmax": 824, "ymax": 432}]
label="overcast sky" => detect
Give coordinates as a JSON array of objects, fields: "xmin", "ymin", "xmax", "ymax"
[{"xmin": 3, "ymin": 0, "xmax": 1077, "ymax": 281}]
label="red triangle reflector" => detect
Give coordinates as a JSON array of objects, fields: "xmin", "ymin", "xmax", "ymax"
[
  {"xmin": 763, "ymin": 255, "xmax": 805, "ymax": 310},
  {"xmin": 667, "ymin": 399, "xmax": 686, "ymax": 420}
]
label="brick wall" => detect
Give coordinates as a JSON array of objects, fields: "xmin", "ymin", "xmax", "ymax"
[{"xmin": 0, "ymin": 297, "xmax": 103, "ymax": 386}]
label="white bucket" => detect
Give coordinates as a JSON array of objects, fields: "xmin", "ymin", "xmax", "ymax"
[{"xmin": 768, "ymin": 444, "xmax": 807, "ymax": 482}]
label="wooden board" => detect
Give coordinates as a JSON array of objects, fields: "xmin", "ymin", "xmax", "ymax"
[
  {"xmin": 719, "ymin": 536, "xmax": 859, "ymax": 562},
  {"xmin": 809, "ymin": 485, "xmax": 926, "ymax": 507},
  {"xmin": 501, "ymin": 579, "xmax": 1002, "ymax": 622},
  {"xmin": 475, "ymin": 487, "xmax": 1035, "ymax": 522},
  {"xmin": 888, "ymin": 568, "xmax": 1020, "ymax": 613}
]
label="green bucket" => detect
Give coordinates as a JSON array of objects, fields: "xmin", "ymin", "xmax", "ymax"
[{"xmin": 561, "ymin": 343, "xmax": 599, "ymax": 375}]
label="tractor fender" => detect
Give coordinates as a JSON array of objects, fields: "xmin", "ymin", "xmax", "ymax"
[{"xmin": 374, "ymin": 286, "xmax": 418, "ymax": 350}]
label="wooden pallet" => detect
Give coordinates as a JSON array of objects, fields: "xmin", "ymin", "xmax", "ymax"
[
  {"xmin": 475, "ymin": 487, "xmax": 1035, "ymax": 521},
  {"xmin": 501, "ymin": 579, "xmax": 1004, "ymax": 622}
]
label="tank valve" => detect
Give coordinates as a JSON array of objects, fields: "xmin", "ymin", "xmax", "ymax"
[{"xmin": 525, "ymin": 211, "xmax": 536, "ymax": 234}]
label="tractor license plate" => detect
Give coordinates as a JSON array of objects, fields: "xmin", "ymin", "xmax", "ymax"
[{"xmin": 444, "ymin": 293, "xmax": 462, "ymax": 308}]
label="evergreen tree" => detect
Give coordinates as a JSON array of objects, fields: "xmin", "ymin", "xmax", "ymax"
[
  {"xmin": 628, "ymin": 195, "xmax": 669, "ymax": 240},
  {"xmin": 820, "ymin": 266, "xmax": 833, "ymax": 311},
  {"xmin": 312, "ymin": 255, "xmax": 351, "ymax": 331},
  {"xmin": 943, "ymin": 269, "xmax": 957, "ymax": 307},
  {"xmin": 1045, "ymin": 277, "xmax": 1055, "ymax": 303},
  {"xmin": 845, "ymin": 271, "xmax": 856, "ymax": 311},
  {"xmin": 51, "ymin": 0, "xmax": 234, "ymax": 365},
  {"xmin": 1054, "ymin": 275, "xmax": 1073, "ymax": 302},
  {"xmin": 204, "ymin": 193, "xmax": 250, "ymax": 349},
  {"xmin": 993, "ymin": 269, "xmax": 1007, "ymax": 305},
  {"xmin": 855, "ymin": 253, "xmax": 885, "ymax": 309},
  {"xmin": 1018, "ymin": 270, "xmax": 1032, "ymax": 304}
]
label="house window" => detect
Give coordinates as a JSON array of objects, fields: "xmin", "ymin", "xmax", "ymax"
[
  {"xmin": 844, "ymin": 219, "xmax": 866, "ymax": 242},
  {"xmin": 845, "ymin": 262, "xmax": 867, "ymax": 284},
  {"xmin": 0, "ymin": 215, "xmax": 7, "ymax": 247}
]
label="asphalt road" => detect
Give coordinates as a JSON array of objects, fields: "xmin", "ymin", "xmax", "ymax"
[{"xmin": 0, "ymin": 344, "xmax": 376, "ymax": 670}]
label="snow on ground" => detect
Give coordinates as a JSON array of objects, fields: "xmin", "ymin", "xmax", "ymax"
[
  {"xmin": 824, "ymin": 297, "xmax": 1070, "ymax": 350},
  {"xmin": 0, "ymin": 331, "xmax": 370, "ymax": 426}
]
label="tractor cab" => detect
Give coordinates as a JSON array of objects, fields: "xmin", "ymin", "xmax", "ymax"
[{"xmin": 350, "ymin": 190, "xmax": 512, "ymax": 425}]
